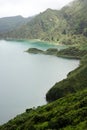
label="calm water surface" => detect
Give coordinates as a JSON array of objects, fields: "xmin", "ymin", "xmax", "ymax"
[{"xmin": 0, "ymin": 40, "xmax": 79, "ymax": 124}]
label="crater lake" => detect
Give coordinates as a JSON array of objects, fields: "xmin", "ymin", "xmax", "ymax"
[{"xmin": 0, "ymin": 40, "xmax": 79, "ymax": 124}]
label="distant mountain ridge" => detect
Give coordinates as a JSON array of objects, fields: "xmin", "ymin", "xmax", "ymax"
[
  {"xmin": 0, "ymin": 0, "xmax": 87, "ymax": 43},
  {"xmin": 0, "ymin": 15, "xmax": 33, "ymax": 34}
]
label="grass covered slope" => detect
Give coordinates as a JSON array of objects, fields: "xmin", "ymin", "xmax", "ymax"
[
  {"xmin": 46, "ymin": 54, "xmax": 87, "ymax": 102},
  {"xmin": 61, "ymin": 0, "xmax": 87, "ymax": 35},
  {"xmin": 0, "ymin": 87, "xmax": 87, "ymax": 130},
  {"xmin": 57, "ymin": 46, "xmax": 87, "ymax": 59},
  {"xmin": 27, "ymin": 46, "xmax": 87, "ymax": 59}
]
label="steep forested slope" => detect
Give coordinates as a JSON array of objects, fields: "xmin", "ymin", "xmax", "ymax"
[
  {"xmin": 61, "ymin": 0, "xmax": 87, "ymax": 35},
  {"xmin": 1, "ymin": 0, "xmax": 87, "ymax": 42}
]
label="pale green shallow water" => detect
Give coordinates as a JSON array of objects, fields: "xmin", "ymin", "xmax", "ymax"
[{"xmin": 0, "ymin": 40, "xmax": 79, "ymax": 124}]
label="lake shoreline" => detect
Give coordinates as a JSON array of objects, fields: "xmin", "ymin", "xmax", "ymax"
[
  {"xmin": 1, "ymin": 38, "xmax": 67, "ymax": 46},
  {"xmin": 0, "ymin": 40, "xmax": 79, "ymax": 125}
]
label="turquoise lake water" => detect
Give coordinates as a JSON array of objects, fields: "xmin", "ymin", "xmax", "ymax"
[{"xmin": 0, "ymin": 40, "xmax": 79, "ymax": 124}]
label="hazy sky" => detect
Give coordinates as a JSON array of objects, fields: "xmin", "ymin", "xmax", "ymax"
[{"xmin": 0, "ymin": 0, "xmax": 74, "ymax": 18}]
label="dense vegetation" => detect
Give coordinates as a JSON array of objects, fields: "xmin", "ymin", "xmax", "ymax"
[
  {"xmin": 0, "ymin": 0, "xmax": 87, "ymax": 43},
  {"xmin": 46, "ymin": 54, "xmax": 87, "ymax": 102},
  {"xmin": 27, "ymin": 46, "xmax": 87, "ymax": 59},
  {"xmin": 27, "ymin": 46, "xmax": 87, "ymax": 103},
  {"xmin": 57, "ymin": 47, "xmax": 87, "ymax": 59},
  {"xmin": 0, "ymin": 0, "xmax": 87, "ymax": 129}
]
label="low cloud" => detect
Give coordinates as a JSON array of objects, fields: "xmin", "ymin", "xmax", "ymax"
[{"xmin": 0, "ymin": 0, "xmax": 74, "ymax": 18}]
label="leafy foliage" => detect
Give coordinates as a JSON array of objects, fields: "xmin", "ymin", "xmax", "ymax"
[
  {"xmin": 46, "ymin": 54, "xmax": 87, "ymax": 102},
  {"xmin": 0, "ymin": 88, "xmax": 87, "ymax": 130}
]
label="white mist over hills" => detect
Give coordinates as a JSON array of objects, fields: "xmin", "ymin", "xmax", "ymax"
[{"xmin": 0, "ymin": 0, "xmax": 74, "ymax": 18}]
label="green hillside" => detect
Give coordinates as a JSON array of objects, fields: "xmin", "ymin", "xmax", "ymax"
[
  {"xmin": 61, "ymin": 0, "xmax": 87, "ymax": 35},
  {"xmin": 46, "ymin": 54, "xmax": 87, "ymax": 102},
  {"xmin": 0, "ymin": 9, "xmax": 61, "ymax": 40},
  {"xmin": 1, "ymin": 0, "xmax": 87, "ymax": 43}
]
